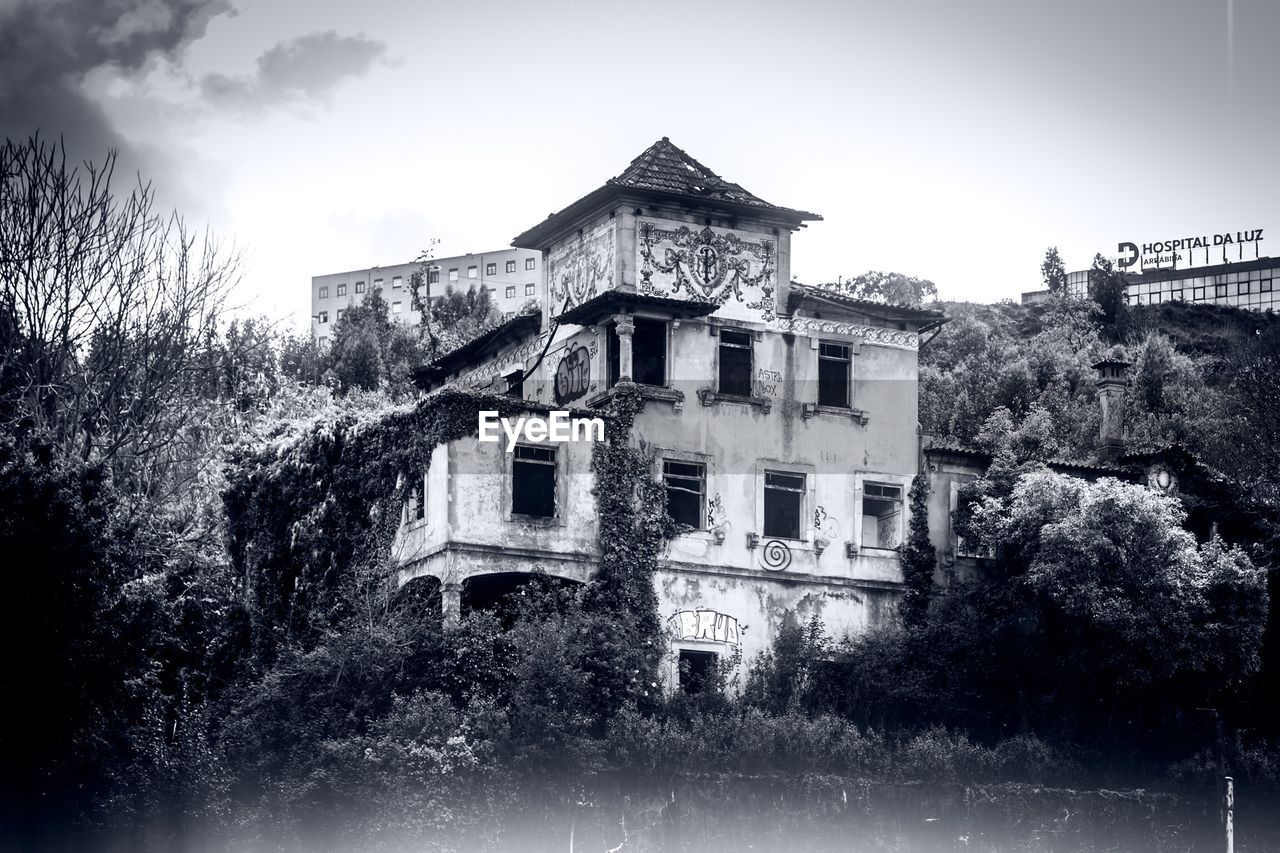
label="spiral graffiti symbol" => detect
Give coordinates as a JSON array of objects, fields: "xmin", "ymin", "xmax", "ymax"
[{"xmin": 759, "ymin": 539, "xmax": 792, "ymax": 571}]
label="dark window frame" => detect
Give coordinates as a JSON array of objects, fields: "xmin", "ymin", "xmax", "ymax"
[
  {"xmin": 718, "ymin": 329, "xmax": 753, "ymax": 397},
  {"xmin": 525, "ymin": 257, "xmax": 536, "ymax": 270},
  {"xmin": 763, "ymin": 470, "xmax": 805, "ymax": 540},
  {"xmin": 505, "ymin": 285, "xmax": 517, "ymax": 299},
  {"xmin": 817, "ymin": 340, "xmax": 852, "ymax": 408},
  {"xmin": 486, "ymin": 262, "xmax": 498, "ymax": 276},
  {"xmin": 512, "ymin": 444, "xmax": 557, "ymax": 518},
  {"xmin": 663, "ymin": 459, "xmax": 706, "ymax": 529}
]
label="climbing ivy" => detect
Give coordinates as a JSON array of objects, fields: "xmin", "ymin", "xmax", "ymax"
[
  {"xmin": 223, "ymin": 382, "xmax": 673, "ymax": 702},
  {"xmin": 899, "ymin": 473, "xmax": 937, "ymax": 628},
  {"xmin": 583, "ymin": 383, "xmax": 678, "ymax": 715},
  {"xmin": 223, "ymin": 388, "xmax": 535, "ymax": 665}
]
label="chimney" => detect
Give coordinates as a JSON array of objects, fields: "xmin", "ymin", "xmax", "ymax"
[{"xmin": 1092, "ymin": 359, "xmax": 1131, "ymax": 463}]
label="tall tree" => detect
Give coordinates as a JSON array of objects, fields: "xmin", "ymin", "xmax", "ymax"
[
  {"xmin": 0, "ymin": 136, "xmax": 238, "ymax": 501},
  {"xmin": 1041, "ymin": 246, "xmax": 1068, "ymax": 296}
]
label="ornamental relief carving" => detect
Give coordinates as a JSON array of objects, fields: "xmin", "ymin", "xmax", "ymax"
[
  {"xmin": 548, "ymin": 221, "xmax": 615, "ymax": 312},
  {"xmin": 638, "ymin": 220, "xmax": 776, "ymax": 322},
  {"xmin": 775, "ymin": 316, "xmax": 919, "ymax": 349}
]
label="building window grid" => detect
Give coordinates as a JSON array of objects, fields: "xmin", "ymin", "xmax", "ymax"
[
  {"xmin": 486, "ymin": 263, "xmax": 498, "ymax": 276},
  {"xmin": 318, "ymin": 286, "xmax": 329, "ymax": 299},
  {"xmin": 526, "ymin": 257, "xmax": 536, "ymax": 270},
  {"xmin": 336, "ymin": 283, "xmax": 346, "ymax": 296},
  {"xmin": 355, "ymin": 281, "xmax": 366, "ymax": 294},
  {"xmin": 525, "ymin": 283, "xmax": 535, "ymax": 296},
  {"xmin": 505, "ymin": 285, "xmax": 516, "ymax": 299},
  {"xmin": 467, "ymin": 265, "xmax": 478, "ymax": 279},
  {"xmin": 506, "ymin": 260, "xmax": 517, "ymax": 273}
]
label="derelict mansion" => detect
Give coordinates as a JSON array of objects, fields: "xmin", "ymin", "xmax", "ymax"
[{"xmin": 389, "ymin": 139, "xmax": 1182, "ymax": 691}]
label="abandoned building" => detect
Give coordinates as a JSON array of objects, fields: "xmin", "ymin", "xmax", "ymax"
[{"xmin": 394, "ymin": 138, "xmax": 952, "ymax": 690}]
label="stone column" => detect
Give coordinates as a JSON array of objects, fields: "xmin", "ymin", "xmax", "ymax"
[
  {"xmin": 615, "ymin": 314, "xmax": 635, "ymax": 382},
  {"xmin": 441, "ymin": 581, "xmax": 462, "ymax": 627}
]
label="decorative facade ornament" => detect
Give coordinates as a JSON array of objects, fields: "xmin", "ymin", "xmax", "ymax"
[
  {"xmin": 638, "ymin": 221, "xmax": 776, "ymax": 321},
  {"xmin": 775, "ymin": 316, "xmax": 920, "ymax": 349},
  {"xmin": 548, "ymin": 220, "xmax": 615, "ymax": 310}
]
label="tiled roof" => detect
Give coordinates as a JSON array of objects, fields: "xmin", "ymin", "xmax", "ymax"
[
  {"xmin": 413, "ymin": 309, "xmax": 542, "ymax": 383},
  {"xmin": 554, "ymin": 290, "xmax": 721, "ymax": 326},
  {"xmin": 513, "ymin": 138, "xmax": 819, "ymax": 248},
  {"xmin": 605, "ymin": 138, "xmax": 819, "ymax": 219}
]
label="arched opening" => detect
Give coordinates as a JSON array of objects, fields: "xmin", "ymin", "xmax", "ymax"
[
  {"xmin": 391, "ymin": 574, "xmax": 442, "ymax": 622},
  {"xmin": 462, "ymin": 571, "xmax": 583, "ymax": 626}
]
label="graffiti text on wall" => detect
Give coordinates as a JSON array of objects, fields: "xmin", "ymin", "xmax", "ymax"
[
  {"xmin": 553, "ymin": 345, "xmax": 591, "ymax": 404},
  {"xmin": 669, "ymin": 609, "xmax": 741, "ymax": 645}
]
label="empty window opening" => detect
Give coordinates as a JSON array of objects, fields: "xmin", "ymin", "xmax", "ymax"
[
  {"xmin": 512, "ymin": 445, "xmax": 556, "ymax": 517},
  {"xmin": 678, "ymin": 649, "xmax": 717, "ymax": 695},
  {"xmin": 719, "ymin": 329, "xmax": 753, "ymax": 396},
  {"xmin": 818, "ymin": 341, "xmax": 851, "ymax": 407},
  {"xmin": 862, "ymin": 482, "xmax": 903, "ymax": 549},
  {"xmin": 764, "ymin": 470, "xmax": 805, "ymax": 539},
  {"xmin": 608, "ymin": 318, "xmax": 667, "ymax": 386},
  {"xmin": 664, "ymin": 460, "xmax": 705, "ymax": 528}
]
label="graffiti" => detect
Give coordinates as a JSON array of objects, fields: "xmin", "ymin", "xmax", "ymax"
[
  {"xmin": 638, "ymin": 221, "xmax": 776, "ymax": 320},
  {"xmin": 706, "ymin": 493, "xmax": 725, "ymax": 529},
  {"xmin": 548, "ymin": 220, "xmax": 614, "ymax": 310},
  {"xmin": 814, "ymin": 505, "xmax": 840, "ymax": 540},
  {"xmin": 758, "ymin": 539, "xmax": 792, "ymax": 571},
  {"xmin": 754, "ymin": 367, "xmax": 782, "ymax": 397},
  {"xmin": 553, "ymin": 345, "xmax": 591, "ymax": 404},
  {"xmin": 669, "ymin": 609, "xmax": 740, "ymax": 645}
]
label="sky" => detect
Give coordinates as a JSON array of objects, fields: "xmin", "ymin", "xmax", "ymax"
[{"xmin": 2, "ymin": 0, "xmax": 1278, "ymax": 330}]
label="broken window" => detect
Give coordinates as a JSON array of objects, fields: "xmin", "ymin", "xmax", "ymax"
[
  {"xmin": 763, "ymin": 470, "xmax": 805, "ymax": 539},
  {"xmin": 861, "ymin": 482, "xmax": 903, "ymax": 549},
  {"xmin": 818, "ymin": 341, "xmax": 851, "ymax": 407},
  {"xmin": 512, "ymin": 445, "xmax": 556, "ymax": 517},
  {"xmin": 678, "ymin": 649, "xmax": 717, "ymax": 695},
  {"xmin": 608, "ymin": 318, "xmax": 667, "ymax": 386},
  {"xmin": 663, "ymin": 460, "xmax": 705, "ymax": 528},
  {"xmin": 505, "ymin": 369, "xmax": 524, "ymax": 398},
  {"xmin": 718, "ymin": 329, "xmax": 753, "ymax": 396}
]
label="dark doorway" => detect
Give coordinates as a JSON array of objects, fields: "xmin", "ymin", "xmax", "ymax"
[
  {"xmin": 462, "ymin": 572, "xmax": 582, "ymax": 626},
  {"xmin": 678, "ymin": 649, "xmax": 718, "ymax": 695}
]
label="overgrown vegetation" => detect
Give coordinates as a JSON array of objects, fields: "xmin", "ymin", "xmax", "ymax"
[{"xmin": 6, "ymin": 139, "xmax": 1280, "ymax": 851}]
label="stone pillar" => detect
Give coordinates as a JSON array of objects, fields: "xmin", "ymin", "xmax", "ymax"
[
  {"xmin": 615, "ymin": 314, "xmax": 635, "ymax": 382},
  {"xmin": 1092, "ymin": 359, "xmax": 1131, "ymax": 463},
  {"xmin": 442, "ymin": 581, "xmax": 462, "ymax": 627}
]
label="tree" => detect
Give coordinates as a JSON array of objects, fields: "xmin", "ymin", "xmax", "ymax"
[
  {"xmin": 0, "ymin": 136, "xmax": 238, "ymax": 502},
  {"xmin": 408, "ymin": 246, "xmax": 501, "ymax": 359},
  {"xmin": 826, "ymin": 270, "xmax": 938, "ymax": 308},
  {"xmin": 1088, "ymin": 253, "xmax": 1129, "ymax": 336},
  {"xmin": 1040, "ymin": 246, "xmax": 1068, "ymax": 297},
  {"xmin": 951, "ymin": 469, "xmax": 1267, "ymax": 742},
  {"xmin": 327, "ymin": 289, "xmax": 426, "ymax": 393}
]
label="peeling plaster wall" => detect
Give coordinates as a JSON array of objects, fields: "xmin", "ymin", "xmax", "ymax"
[{"xmin": 655, "ymin": 567, "xmax": 901, "ymax": 691}]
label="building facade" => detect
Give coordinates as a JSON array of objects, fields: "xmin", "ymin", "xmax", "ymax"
[
  {"xmin": 310, "ymin": 248, "xmax": 543, "ymax": 346},
  {"xmin": 1023, "ymin": 256, "xmax": 1279, "ymax": 312},
  {"xmin": 393, "ymin": 138, "xmax": 946, "ymax": 691}
]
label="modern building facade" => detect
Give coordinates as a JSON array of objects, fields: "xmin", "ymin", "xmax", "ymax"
[
  {"xmin": 393, "ymin": 138, "xmax": 947, "ymax": 691},
  {"xmin": 1022, "ymin": 256, "xmax": 1279, "ymax": 312},
  {"xmin": 310, "ymin": 248, "xmax": 543, "ymax": 346}
]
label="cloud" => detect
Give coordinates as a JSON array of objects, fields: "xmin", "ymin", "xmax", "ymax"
[
  {"xmin": 0, "ymin": 0, "xmax": 231, "ymax": 169},
  {"xmin": 201, "ymin": 31, "xmax": 386, "ymax": 112}
]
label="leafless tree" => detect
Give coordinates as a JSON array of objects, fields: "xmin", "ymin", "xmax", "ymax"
[{"xmin": 0, "ymin": 135, "xmax": 240, "ymax": 506}]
